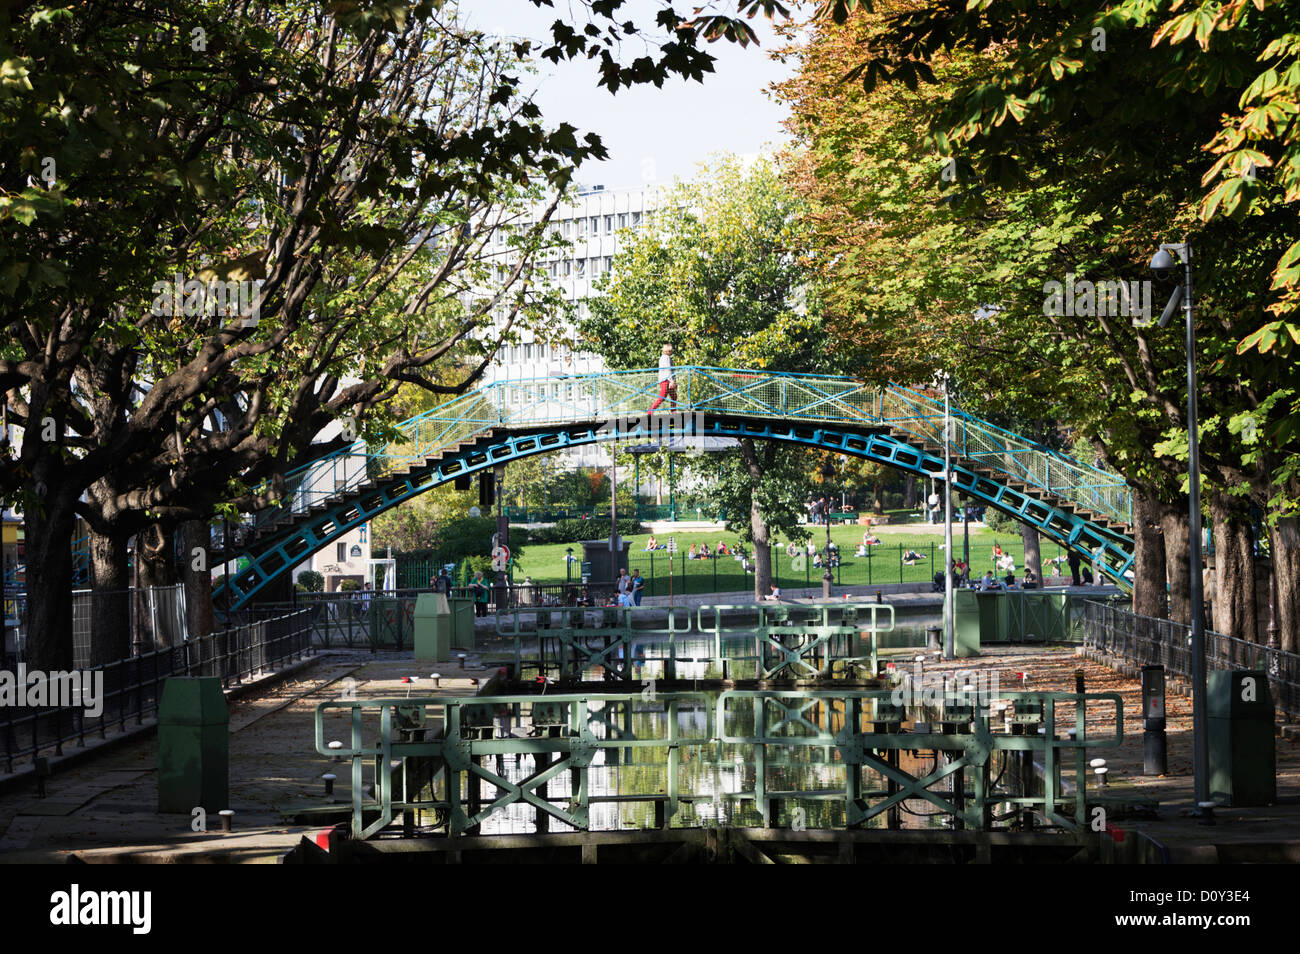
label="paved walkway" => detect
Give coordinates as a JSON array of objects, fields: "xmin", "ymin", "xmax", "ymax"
[{"xmin": 0, "ymin": 650, "xmax": 496, "ymax": 862}]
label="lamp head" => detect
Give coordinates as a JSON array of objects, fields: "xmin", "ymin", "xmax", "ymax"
[{"xmin": 1149, "ymin": 247, "xmax": 1179, "ymax": 281}]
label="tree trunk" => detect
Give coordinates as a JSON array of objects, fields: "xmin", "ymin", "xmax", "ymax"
[
  {"xmin": 1161, "ymin": 507, "xmax": 1192, "ymax": 625},
  {"xmin": 1270, "ymin": 518, "xmax": 1300, "ymax": 654},
  {"xmin": 87, "ymin": 526, "xmax": 132, "ymax": 666},
  {"xmin": 1209, "ymin": 492, "xmax": 1257, "ymax": 642},
  {"xmin": 1130, "ymin": 490, "xmax": 1168, "ymax": 619},
  {"xmin": 137, "ymin": 521, "xmax": 177, "ymax": 588},
  {"xmin": 903, "ymin": 474, "xmax": 917, "ymax": 509},
  {"xmin": 873, "ymin": 482, "xmax": 884, "ymax": 515},
  {"xmin": 1019, "ymin": 523, "xmax": 1042, "ymax": 585},
  {"xmin": 751, "ymin": 495, "xmax": 772, "ymax": 601},
  {"xmin": 22, "ymin": 493, "xmax": 78, "ymax": 671},
  {"xmin": 135, "ymin": 521, "xmax": 178, "ymax": 652},
  {"xmin": 181, "ymin": 520, "xmax": 213, "ymax": 639}
]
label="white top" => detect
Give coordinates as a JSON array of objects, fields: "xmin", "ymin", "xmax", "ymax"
[{"xmin": 658, "ymin": 353, "xmax": 673, "ymax": 382}]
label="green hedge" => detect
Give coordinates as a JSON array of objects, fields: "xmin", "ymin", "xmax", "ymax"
[{"xmin": 524, "ymin": 518, "xmax": 645, "ymax": 545}]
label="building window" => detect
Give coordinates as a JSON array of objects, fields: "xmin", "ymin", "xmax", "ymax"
[
  {"xmin": 563, "ymin": 260, "xmax": 571, "ymax": 277},
  {"xmin": 604, "ymin": 256, "xmax": 613, "ymax": 272},
  {"xmin": 575, "ymin": 259, "xmax": 586, "ymax": 278},
  {"xmin": 337, "ymin": 542, "xmax": 346, "ymax": 562},
  {"xmin": 590, "ymin": 216, "xmax": 600, "ymax": 234},
  {"xmin": 604, "ymin": 215, "xmax": 614, "ymax": 232},
  {"xmin": 618, "ymin": 213, "xmax": 628, "ymax": 228},
  {"xmin": 562, "ymin": 220, "xmax": 572, "ymax": 238},
  {"xmin": 632, "ymin": 211, "xmax": 642, "ymax": 226}
]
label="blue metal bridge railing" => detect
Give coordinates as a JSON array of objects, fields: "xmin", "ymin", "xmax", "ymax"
[{"xmin": 221, "ymin": 367, "xmax": 1136, "ymax": 608}]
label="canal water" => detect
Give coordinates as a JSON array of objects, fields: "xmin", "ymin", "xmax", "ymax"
[{"xmin": 426, "ymin": 608, "xmax": 1036, "ymax": 836}]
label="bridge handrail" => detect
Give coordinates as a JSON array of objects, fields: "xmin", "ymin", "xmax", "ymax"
[{"xmin": 243, "ymin": 365, "xmax": 1131, "ymax": 536}]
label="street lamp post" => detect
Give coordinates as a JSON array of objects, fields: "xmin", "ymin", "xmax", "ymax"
[
  {"xmin": 1151, "ymin": 241, "xmax": 1208, "ymax": 812},
  {"xmin": 942, "ymin": 378, "xmax": 955, "ymax": 660},
  {"xmin": 821, "ymin": 460, "xmax": 835, "ymax": 599}
]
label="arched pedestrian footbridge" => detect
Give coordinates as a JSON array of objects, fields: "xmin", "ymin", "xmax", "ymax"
[{"xmin": 216, "ymin": 367, "xmax": 1134, "ymax": 608}]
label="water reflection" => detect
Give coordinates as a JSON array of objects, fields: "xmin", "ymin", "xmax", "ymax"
[{"xmin": 440, "ymin": 691, "xmax": 978, "ymax": 836}]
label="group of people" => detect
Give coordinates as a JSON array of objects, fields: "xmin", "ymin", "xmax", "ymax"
[
  {"xmin": 930, "ymin": 547, "xmax": 1043, "ymax": 592},
  {"xmin": 642, "ymin": 536, "xmax": 738, "ymax": 560},
  {"xmin": 806, "ymin": 496, "xmax": 849, "ymax": 525},
  {"xmin": 614, "ymin": 568, "xmax": 647, "ymax": 606},
  {"xmin": 975, "ymin": 567, "xmax": 1039, "ymax": 591}
]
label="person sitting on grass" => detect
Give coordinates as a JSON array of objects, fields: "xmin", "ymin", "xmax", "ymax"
[
  {"xmin": 764, "ymin": 584, "xmax": 782, "ymax": 601},
  {"xmin": 645, "ymin": 535, "xmax": 658, "ymax": 551},
  {"xmin": 687, "ymin": 543, "xmax": 698, "ymax": 560},
  {"xmin": 700, "ymin": 543, "xmax": 711, "ymax": 558},
  {"xmin": 902, "ymin": 549, "xmax": 925, "ymax": 565},
  {"xmin": 717, "ymin": 541, "xmax": 729, "ymax": 556},
  {"xmin": 855, "ymin": 544, "xmax": 868, "ymax": 557},
  {"xmin": 980, "ymin": 570, "xmax": 1000, "ymax": 591}
]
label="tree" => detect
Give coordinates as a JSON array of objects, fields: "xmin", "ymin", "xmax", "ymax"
[
  {"xmin": 580, "ymin": 155, "xmax": 832, "ymax": 596},
  {"xmin": 1, "ymin": 2, "xmax": 606, "ymax": 668},
  {"xmin": 776, "ymin": 3, "xmax": 1300, "ymax": 640}
]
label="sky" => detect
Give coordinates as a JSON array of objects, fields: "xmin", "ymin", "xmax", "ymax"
[{"xmin": 464, "ymin": 0, "xmax": 799, "ymax": 190}]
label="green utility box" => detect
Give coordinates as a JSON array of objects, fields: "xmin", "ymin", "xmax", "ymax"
[
  {"xmin": 449, "ymin": 596, "xmax": 475, "ymax": 650},
  {"xmin": 414, "ymin": 593, "xmax": 450, "ymax": 661},
  {"xmin": 953, "ymin": 588, "xmax": 982, "ymax": 657},
  {"xmin": 1208, "ymin": 669, "xmax": 1276, "ymax": 806},
  {"xmin": 953, "ymin": 589, "xmax": 1072, "ymax": 649},
  {"xmin": 157, "ymin": 677, "xmax": 229, "ymax": 813}
]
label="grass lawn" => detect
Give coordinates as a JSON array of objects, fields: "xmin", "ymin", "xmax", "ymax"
[{"xmin": 513, "ymin": 523, "xmax": 1076, "ymax": 597}]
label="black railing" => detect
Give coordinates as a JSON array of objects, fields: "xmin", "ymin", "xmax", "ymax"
[
  {"xmin": 1080, "ymin": 600, "xmax": 1300, "ymax": 719},
  {"xmin": 1, "ymin": 609, "xmax": 311, "ymax": 774}
]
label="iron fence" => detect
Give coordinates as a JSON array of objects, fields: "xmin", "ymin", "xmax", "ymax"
[
  {"xmin": 1, "ymin": 609, "xmax": 311, "ymax": 774},
  {"xmin": 389, "ymin": 540, "xmax": 1086, "ymax": 604},
  {"xmin": 4, "ymin": 584, "xmax": 190, "ymax": 670},
  {"xmin": 623, "ymin": 540, "xmax": 1082, "ymax": 598},
  {"xmin": 1080, "ymin": 600, "xmax": 1300, "ymax": 719}
]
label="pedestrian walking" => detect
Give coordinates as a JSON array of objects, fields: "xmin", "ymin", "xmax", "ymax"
[{"xmin": 648, "ymin": 343, "xmax": 676, "ymax": 412}]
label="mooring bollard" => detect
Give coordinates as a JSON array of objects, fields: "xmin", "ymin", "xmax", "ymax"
[
  {"xmin": 1197, "ymin": 800, "xmax": 1217, "ymax": 826},
  {"xmin": 1141, "ymin": 665, "xmax": 1168, "ymax": 776},
  {"xmin": 323, "ymin": 773, "xmax": 336, "ymax": 798},
  {"xmin": 35, "ymin": 757, "xmax": 50, "ymax": 799},
  {"xmin": 219, "ymin": 809, "xmax": 235, "ymax": 832}
]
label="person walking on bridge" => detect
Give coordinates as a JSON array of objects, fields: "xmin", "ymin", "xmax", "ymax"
[{"xmin": 648, "ymin": 343, "xmax": 676, "ymax": 413}]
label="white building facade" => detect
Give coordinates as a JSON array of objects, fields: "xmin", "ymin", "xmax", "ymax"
[{"xmin": 481, "ymin": 184, "xmax": 661, "ymax": 468}]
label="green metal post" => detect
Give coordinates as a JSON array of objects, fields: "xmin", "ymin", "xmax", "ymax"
[
  {"xmin": 754, "ymin": 697, "xmax": 769, "ymax": 825},
  {"xmin": 846, "ymin": 696, "xmax": 862, "ymax": 829}
]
